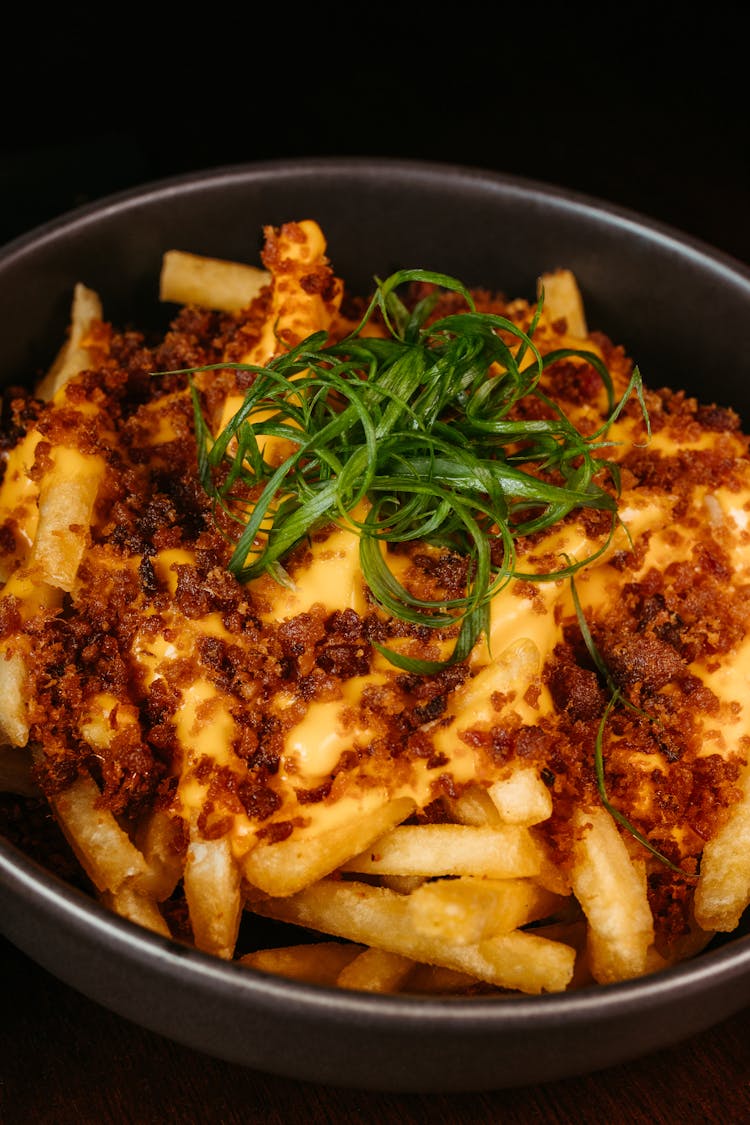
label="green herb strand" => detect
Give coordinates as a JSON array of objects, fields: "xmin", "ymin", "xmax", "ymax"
[{"xmin": 181, "ymin": 268, "xmax": 646, "ymax": 671}]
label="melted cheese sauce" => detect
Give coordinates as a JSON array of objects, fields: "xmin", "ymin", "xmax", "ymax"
[{"xmin": 108, "ymin": 421, "xmax": 750, "ymax": 867}]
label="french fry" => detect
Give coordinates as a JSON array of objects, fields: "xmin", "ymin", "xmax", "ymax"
[
  {"xmin": 29, "ymin": 448, "xmax": 106, "ymax": 591},
  {"xmin": 0, "ymin": 571, "xmax": 62, "ymax": 747},
  {"xmin": 0, "ymin": 286, "xmax": 105, "ymax": 584},
  {"xmin": 570, "ymin": 807, "xmax": 654, "ymax": 983},
  {"xmin": 159, "ymin": 250, "xmax": 270, "ymax": 312},
  {"xmin": 243, "ymin": 795, "xmax": 415, "ymax": 897},
  {"xmin": 487, "ymin": 768, "xmax": 553, "ymax": 826},
  {"xmin": 183, "ymin": 829, "xmax": 242, "ymax": 960},
  {"xmin": 134, "ymin": 807, "xmax": 185, "ymax": 902},
  {"xmin": 455, "ymin": 637, "xmax": 542, "ymax": 716},
  {"xmin": 252, "ymin": 878, "xmax": 576, "ymax": 994},
  {"xmin": 537, "ymin": 268, "xmax": 588, "ymax": 337},
  {"xmin": 525, "ymin": 918, "xmax": 592, "ymax": 989},
  {"xmin": 335, "ymin": 947, "xmax": 416, "ymax": 993},
  {"xmin": 100, "ymin": 884, "xmax": 172, "ymax": 940},
  {"xmin": 694, "ymin": 764, "xmax": 750, "ymax": 931},
  {"xmin": 35, "ymin": 282, "xmax": 104, "ymax": 401},
  {"xmin": 378, "ymin": 874, "xmax": 425, "ymax": 895},
  {"xmin": 0, "ymin": 645, "xmax": 31, "ymax": 748},
  {"xmin": 45, "ymin": 769, "xmax": 151, "ymax": 894},
  {"xmin": 442, "ymin": 785, "xmax": 501, "ymax": 827},
  {"xmin": 531, "ymin": 832, "xmax": 575, "ymax": 898},
  {"xmin": 476, "ymin": 930, "xmax": 578, "ymax": 994},
  {"xmin": 240, "ymin": 941, "xmax": 365, "ymax": 985},
  {"xmin": 340, "ymin": 823, "xmax": 543, "ymax": 880},
  {"xmin": 238, "ymin": 220, "xmax": 343, "ymax": 366},
  {"xmin": 79, "ymin": 696, "xmax": 181, "ymax": 897},
  {"xmin": 405, "ymin": 877, "xmax": 565, "ymax": 945}
]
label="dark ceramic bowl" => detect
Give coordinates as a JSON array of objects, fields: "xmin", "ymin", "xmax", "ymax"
[{"xmin": 2, "ymin": 158, "xmax": 750, "ymax": 1093}]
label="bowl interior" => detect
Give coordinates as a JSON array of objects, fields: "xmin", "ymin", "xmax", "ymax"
[{"xmin": 2, "ymin": 157, "xmax": 750, "ymax": 1093}]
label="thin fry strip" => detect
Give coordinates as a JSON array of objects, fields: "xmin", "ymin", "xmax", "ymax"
[
  {"xmin": 340, "ymin": 823, "xmax": 543, "ymax": 880},
  {"xmin": 240, "ymin": 942, "xmax": 365, "ymax": 985},
  {"xmin": 183, "ymin": 830, "xmax": 242, "ymax": 960},
  {"xmin": 159, "ymin": 250, "xmax": 270, "ymax": 312},
  {"xmin": 694, "ymin": 764, "xmax": 750, "ymax": 931},
  {"xmin": 571, "ymin": 807, "xmax": 654, "ymax": 983},
  {"xmin": 335, "ymin": 947, "xmax": 416, "ymax": 993},
  {"xmin": 243, "ymin": 796, "xmax": 415, "ymax": 897},
  {"xmin": 253, "ymin": 878, "xmax": 576, "ymax": 994},
  {"xmin": 46, "ymin": 770, "xmax": 150, "ymax": 894}
]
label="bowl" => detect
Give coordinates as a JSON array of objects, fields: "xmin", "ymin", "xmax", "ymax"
[{"xmin": 1, "ymin": 157, "xmax": 750, "ymax": 1094}]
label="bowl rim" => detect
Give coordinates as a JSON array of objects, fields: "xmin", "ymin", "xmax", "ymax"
[
  {"xmin": 3, "ymin": 833, "xmax": 750, "ymax": 1031},
  {"xmin": 1, "ymin": 154, "xmax": 748, "ymax": 285}
]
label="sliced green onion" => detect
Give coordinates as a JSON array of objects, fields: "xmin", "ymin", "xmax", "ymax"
[{"xmin": 176, "ymin": 268, "xmax": 648, "ymax": 666}]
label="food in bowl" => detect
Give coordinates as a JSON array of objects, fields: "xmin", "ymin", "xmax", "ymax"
[{"xmin": 1, "ymin": 216, "xmax": 749, "ymax": 998}]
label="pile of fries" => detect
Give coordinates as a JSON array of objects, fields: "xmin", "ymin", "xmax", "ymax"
[{"xmin": 1, "ymin": 219, "xmax": 749, "ymax": 998}]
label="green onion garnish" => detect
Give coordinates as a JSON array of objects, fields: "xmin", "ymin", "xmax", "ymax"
[{"xmin": 184, "ymin": 268, "xmax": 646, "ymax": 671}]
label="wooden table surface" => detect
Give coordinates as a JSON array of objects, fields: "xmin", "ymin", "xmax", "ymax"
[{"xmin": 1, "ymin": 932, "xmax": 749, "ymax": 1124}]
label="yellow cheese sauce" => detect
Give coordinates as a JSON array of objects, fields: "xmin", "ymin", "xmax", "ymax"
[{"xmin": 105, "ymin": 416, "xmax": 750, "ymax": 870}]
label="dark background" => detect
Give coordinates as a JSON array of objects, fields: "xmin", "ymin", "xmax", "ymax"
[{"xmin": 2, "ymin": 9, "xmax": 748, "ymax": 265}]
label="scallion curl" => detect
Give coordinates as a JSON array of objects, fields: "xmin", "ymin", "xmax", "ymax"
[{"xmin": 178, "ymin": 268, "xmax": 648, "ymax": 670}]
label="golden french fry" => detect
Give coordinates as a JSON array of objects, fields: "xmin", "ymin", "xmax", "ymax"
[
  {"xmin": 0, "ymin": 645, "xmax": 31, "ymax": 748},
  {"xmin": 406, "ymin": 876, "xmax": 565, "ymax": 945},
  {"xmin": 79, "ymin": 693, "xmax": 179, "ymax": 898},
  {"xmin": 30, "ymin": 448, "xmax": 106, "ymax": 591},
  {"xmin": 100, "ymin": 884, "xmax": 172, "ymax": 939},
  {"xmin": 252, "ymin": 878, "xmax": 575, "ymax": 994},
  {"xmin": 35, "ymin": 282, "xmax": 104, "ymax": 401},
  {"xmin": 183, "ymin": 830, "xmax": 242, "ymax": 960},
  {"xmin": 528, "ymin": 828, "xmax": 575, "ymax": 898},
  {"xmin": 240, "ymin": 941, "xmax": 365, "ymax": 985},
  {"xmin": 476, "ymin": 930, "xmax": 577, "ymax": 994},
  {"xmin": 442, "ymin": 786, "xmax": 501, "ymax": 827},
  {"xmin": 525, "ymin": 918, "xmax": 592, "ymax": 989},
  {"xmin": 571, "ymin": 807, "xmax": 654, "ymax": 983},
  {"xmin": 335, "ymin": 947, "xmax": 415, "ymax": 993},
  {"xmin": 537, "ymin": 268, "xmax": 587, "ymax": 337},
  {"xmin": 46, "ymin": 769, "xmax": 150, "ymax": 894},
  {"xmin": 455, "ymin": 637, "xmax": 542, "ymax": 715},
  {"xmin": 694, "ymin": 765, "xmax": 750, "ymax": 932},
  {"xmin": 378, "ymin": 874, "xmax": 426, "ymax": 895},
  {"xmin": 159, "ymin": 250, "xmax": 270, "ymax": 312},
  {"xmin": 487, "ymin": 768, "xmax": 553, "ymax": 826},
  {"xmin": 340, "ymin": 823, "xmax": 543, "ymax": 880},
  {"xmin": 134, "ymin": 807, "xmax": 185, "ymax": 902},
  {"xmin": 243, "ymin": 795, "xmax": 415, "ymax": 897},
  {"xmin": 239, "ymin": 219, "xmax": 343, "ymax": 366},
  {"xmin": 0, "ymin": 572, "xmax": 62, "ymax": 746}
]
